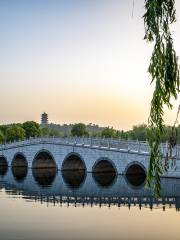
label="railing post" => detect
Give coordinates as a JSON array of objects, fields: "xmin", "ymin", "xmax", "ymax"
[
  {"xmin": 118, "ymin": 139, "xmax": 121, "ymax": 150},
  {"xmin": 99, "ymin": 139, "xmax": 101, "ymax": 148},
  {"xmin": 91, "ymin": 137, "xmax": 93, "ymax": 147},
  {"xmin": 138, "ymin": 141, "xmax": 141, "ymax": 153},
  {"xmin": 128, "ymin": 141, "xmax": 130, "ymax": 152},
  {"xmin": 108, "ymin": 140, "xmax": 110, "ymax": 149},
  {"xmin": 166, "ymin": 141, "xmax": 168, "ymax": 156},
  {"xmin": 176, "ymin": 144, "xmax": 178, "ymax": 158}
]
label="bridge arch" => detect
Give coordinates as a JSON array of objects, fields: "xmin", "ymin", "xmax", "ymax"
[
  {"xmin": 0, "ymin": 156, "xmax": 8, "ymax": 176},
  {"xmin": 11, "ymin": 153, "xmax": 28, "ymax": 168},
  {"xmin": 125, "ymin": 161, "xmax": 147, "ymax": 188},
  {"xmin": 32, "ymin": 150, "xmax": 57, "ymax": 169},
  {"xmin": 62, "ymin": 152, "xmax": 86, "ymax": 171},
  {"xmin": 92, "ymin": 158, "xmax": 117, "ymax": 187},
  {"xmin": 92, "ymin": 158, "xmax": 117, "ymax": 173}
]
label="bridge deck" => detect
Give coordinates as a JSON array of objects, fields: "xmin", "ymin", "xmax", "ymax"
[{"xmin": 0, "ymin": 137, "xmax": 179, "ymax": 159}]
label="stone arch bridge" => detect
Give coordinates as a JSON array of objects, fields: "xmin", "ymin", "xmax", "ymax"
[{"xmin": 0, "ymin": 137, "xmax": 180, "ymax": 178}]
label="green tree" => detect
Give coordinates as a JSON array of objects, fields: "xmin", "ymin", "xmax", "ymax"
[
  {"xmin": 91, "ymin": 132, "xmax": 101, "ymax": 138},
  {"xmin": 41, "ymin": 126, "xmax": 63, "ymax": 137},
  {"xmin": 129, "ymin": 124, "xmax": 147, "ymax": 141},
  {"xmin": 176, "ymin": 125, "xmax": 180, "ymax": 143},
  {"xmin": 119, "ymin": 130, "xmax": 129, "ymax": 140},
  {"xmin": 101, "ymin": 127, "xmax": 117, "ymax": 138},
  {"xmin": 71, "ymin": 123, "xmax": 89, "ymax": 137},
  {"xmin": 22, "ymin": 121, "xmax": 41, "ymax": 138},
  {"xmin": 6, "ymin": 124, "xmax": 26, "ymax": 142},
  {"xmin": 0, "ymin": 125, "xmax": 8, "ymax": 136},
  {"xmin": 0, "ymin": 130, "xmax": 4, "ymax": 143},
  {"xmin": 144, "ymin": 0, "xmax": 180, "ymax": 196},
  {"xmin": 49, "ymin": 128, "xmax": 61, "ymax": 137},
  {"xmin": 41, "ymin": 127, "xmax": 49, "ymax": 137},
  {"xmin": 161, "ymin": 126, "xmax": 173, "ymax": 142}
]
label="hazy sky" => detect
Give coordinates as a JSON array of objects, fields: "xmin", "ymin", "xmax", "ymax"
[{"xmin": 1, "ymin": 0, "xmax": 180, "ymax": 130}]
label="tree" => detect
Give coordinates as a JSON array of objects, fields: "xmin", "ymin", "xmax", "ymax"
[
  {"xmin": 22, "ymin": 121, "xmax": 41, "ymax": 138},
  {"xmin": 0, "ymin": 130, "xmax": 4, "ymax": 143},
  {"xmin": 6, "ymin": 124, "xmax": 26, "ymax": 142},
  {"xmin": 49, "ymin": 128, "xmax": 61, "ymax": 137},
  {"xmin": 144, "ymin": 0, "xmax": 180, "ymax": 195},
  {"xmin": 119, "ymin": 130, "xmax": 129, "ymax": 140},
  {"xmin": 101, "ymin": 127, "xmax": 117, "ymax": 138},
  {"xmin": 129, "ymin": 124, "xmax": 147, "ymax": 141},
  {"xmin": 41, "ymin": 127, "xmax": 49, "ymax": 137},
  {"xmin": 0, "ymin": 125, "xmax": 8, "ymax": 135},
  {"xmin": 71, "ymin": 123, "xmax": 89, "ymax": 137}
]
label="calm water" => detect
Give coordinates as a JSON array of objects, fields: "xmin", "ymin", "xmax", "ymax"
[{"xmin": 1, "ymin": 167, "xmax": 180, "ymax": 240}]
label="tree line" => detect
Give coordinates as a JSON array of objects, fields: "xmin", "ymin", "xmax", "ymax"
[{"xmin": 0, "ymin": 121, "xmax": 180, "ymax": 144}]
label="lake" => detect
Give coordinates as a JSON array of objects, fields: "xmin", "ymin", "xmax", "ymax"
[{"xmin": 1, "ymin": 167, "xmax": 180, "ymax": 240}]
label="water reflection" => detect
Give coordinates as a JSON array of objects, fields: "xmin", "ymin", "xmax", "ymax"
[
  {"xmin": 125, "ymin": 173, "xmax": 146, "ymax": 188},
  {"xmin": 62, "ymin": 170, "xmax": 86, "ymax": 188},
  {"xmin": 0, "ymin": 165, "xmax": 8, "ymax": 177},
  {"xmin": 12, "ymin": 167, "xmax": 28, "ymax": 182},
  {"xmin": 0, "ymin": 156, "xmax": 8, "ymax": 177},
  {"xmin": 1, "ymin": 167, "xmax": 180, "ymax": 211},
  {"xmin": 32, "ymin": 168, "xmax": 57, "ymax": 187},
  {"xmin": 1, "ymin": 167, "xmax": 180, "ymax": 240},
  {"xmin": 93, "ymin": 172, "xmax": 117, "ymax": 187}
]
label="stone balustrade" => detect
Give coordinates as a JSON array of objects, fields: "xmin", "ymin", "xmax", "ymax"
[{"xmin": 0, "ymin": 137, "xmax": 180, "ymax": 159}]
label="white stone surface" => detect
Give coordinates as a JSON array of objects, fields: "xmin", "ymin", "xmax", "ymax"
[{"xmin": 0, "ymin": 137, "xmax": 179, "ymax": 177}]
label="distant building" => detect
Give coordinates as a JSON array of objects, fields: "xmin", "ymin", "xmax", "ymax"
[{"xmin": 41, "ymin": 112, "xmax": 48, "ymax": 124}]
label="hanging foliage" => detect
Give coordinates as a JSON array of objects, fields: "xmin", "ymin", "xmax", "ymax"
[{"xmin": 143, "ymin": 0, "xmax": 180, "ymax": 196}]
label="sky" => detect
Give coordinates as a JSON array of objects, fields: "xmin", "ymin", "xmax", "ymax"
[{"xmin": 0, "ymin": 0, "xmax": 180, "ymax": 130}]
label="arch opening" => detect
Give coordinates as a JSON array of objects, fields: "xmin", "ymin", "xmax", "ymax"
[
  {"xmin": 33, "ymin": 151, "xmax": 56, "ymax": 169},
  {"xmin": 0, "ymin": 156, "xmax": 8, "ymax": 176},
  {"xmin": 125, "ymin": 163, "xmax": 146, "ymax": 187},
  {"xmin": 62, "ymin": 154, "xmax": 86, "ymax": 171},
  {"xmin": 93, "ymin": 160, "xmax": 117, "ymax": 173},
  {"xmin": 62, "ymin": 170, "xmax": 86, "ymax": 189},
  {"xmin": 32, "ymin": 168, "xmax": 57, "ymax": 187},
  {"xmin": 12, "ymin": 154, "xmax": 28, "ymax": 168}
]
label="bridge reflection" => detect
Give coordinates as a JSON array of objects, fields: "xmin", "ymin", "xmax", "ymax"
[
  {"xmin": 62, "ymin": 170, "xmax": 86, "ymax": 189},
  {"xmin": 33, "ymin": 168, "xmax": 57, "ymax": 187},
  {"xmin": 24, "ymin": 195, "xmax": 180, "ymax": 212},
  {"xmin": 0, "ymin": 165, "xmax": 8, "ymax": 177},
  {"xmin": 93, "ymin": 172, "xmax": 117, "ymax": 187},
  {"xmin": 125, "ymin": 172, "xmax": 146, "ymax": 188},
  {"xmin": 12, "ymin": 167, "xmax": 28, "ymax": 182},
  {"xmin": 1, "ymin": 167, "xmax": 180, "ymax": 211}
]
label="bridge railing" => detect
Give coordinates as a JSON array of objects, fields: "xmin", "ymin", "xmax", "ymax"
[{"xmin": 0, "ymin": 136, "xmax": 180, "ymax": 159}]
